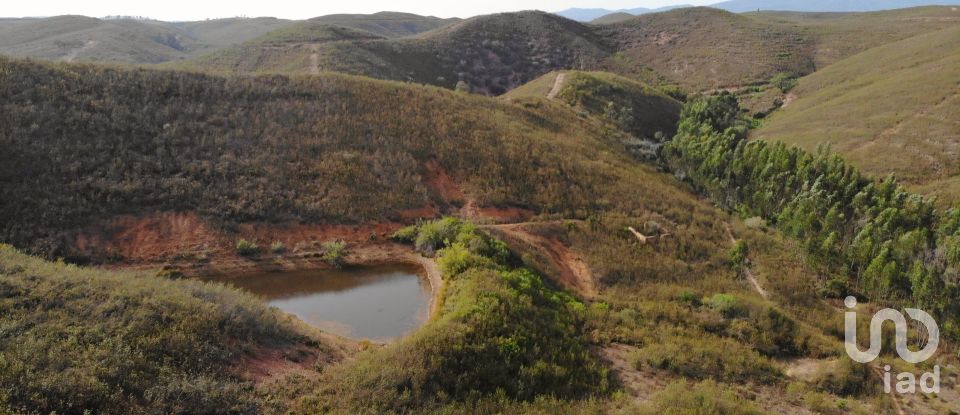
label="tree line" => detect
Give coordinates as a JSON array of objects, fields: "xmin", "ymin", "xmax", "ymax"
[{"xmin": 662, "ymin": 93, "xmax": 959, "ymax": 334}]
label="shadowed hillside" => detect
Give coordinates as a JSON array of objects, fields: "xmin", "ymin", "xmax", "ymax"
[{"xmin": 752, "ymin": 25, "xmax": 960, "ymax": 203}]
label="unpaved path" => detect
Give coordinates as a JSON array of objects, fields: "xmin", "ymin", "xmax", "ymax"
[
  {"xmin": 482, "ymin": 222, "xmax": 597, "ymax": 298},
  {"xmin": 723, "ymin": 222, "xmax": 768, "ymax": 299},
  {"xmin": 62, "ymin": 40, "xmax": 98, "ymax": 62},
  {"xmin": 546, "ymin": 72, "xmax": 567, "ymax": 99}
]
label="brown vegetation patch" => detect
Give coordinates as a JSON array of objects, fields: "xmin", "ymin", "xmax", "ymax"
[{"xmin": 422, "ymin": 159, "xmax": 465, "ymax": 204}]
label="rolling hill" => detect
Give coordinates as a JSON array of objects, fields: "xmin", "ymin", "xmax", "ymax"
[
  {"xmin": 0, "ymin": 12, "xmax": 454, "ymax": 65},
  {"xmin": 182, "ymin": 11, "xmax": 613, "ymax": 95},
  {"xmin": 505, "ymin": 70, "xmax": 682, "ymax": 141},
  {"xmin": 308, "ymin": 12, "xmax": 459, "ymax": 38},
  {"xmin": 0, "ymin": 16, "xmax": 205, "ymax": 64},
  {"xmin": 596, "ymin": 7, "xmax": 816, "ymax": 91},
  {"xmin": 752, "ymin": 24, "xmax": 960, "ymax": 203}
]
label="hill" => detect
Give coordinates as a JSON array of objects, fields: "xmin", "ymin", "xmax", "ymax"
[
  {"xmin": 0, "ymin": 15, "xmax": 204, "ymax": 64},
  {"xmin": 555, "ymin": 5, "xmax": 693, "ymax": 22},
  {"xmin": 749, "ymin": 6, "xmax": 960, "ymax": 68},
  {"xmin": 182, "ymin": 11, "xmax": 613, "ymax": 95},
  {"xmin": 596, "ymin": 7, "xmax": 816, "ymax": 91},
  {"xmin": 752, "ymin": 24, "xmax": 960, "ymax": 203},
  {"xmin": 712, "ymin": 0, "xmax": 960, "ymax": 13},
  {"xmin": 308, "ymin": 12, "xmax": 459, "ymax": 38},
  {"xmin": 505, "ymin": 70, "xmax": 682, "ymax": 141},
  {"xmin": 590, "ymin": 12, "xmax": 636, "ymax": 25},
  {"xmin": 0, "ymin": 243, "xmax": 344, "ymax": 414},
  {"xmin": 167, "ymin": 17, "xmax": 294, "ymax": 50}
]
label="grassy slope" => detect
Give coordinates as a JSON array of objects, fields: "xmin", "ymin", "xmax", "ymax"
[
  {"xmin": 308, "ymin": 12, "xmax": 459, "ymax": 38},
  {"xmin": 0, "ymin": 16, "xmax": 202, "ymax": 64},
  {"xmin": 752, "ymin": 25, "xmax": 960, "ymax": 203},
  {"xmin": 596, "ymin": 7, "xmax": 816, "ymax": 91},
  {"xmin": 169, "ymin": 17, "xmax": 295, "ymax": 51},
  {"xmin": 749, "ymin": 6, "xmax": 960, "ymax": 69},
  {"xmin": 506, "ymin": 70, "xmax": 682, "ymax": 139},
  {"xmin": 0, "ymin": 244, "xmax": 325, "ymax": 414},
  {"xmin": 590, "ymin": 12, "xmax": 636, "ymax": 25},
  {"xmin": 174, "ymin": 22, "xmax": 388, "ymax": 74}
]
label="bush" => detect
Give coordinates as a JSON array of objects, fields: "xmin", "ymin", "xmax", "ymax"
[
  {"xmin": 235, "ymin": 239, "xmax": 261, "ymax": 257},
  {"xmin": 729, "ymin": 240, "xmax": 749, "ymax": 273},
  {"xmin": 437, "ymin": 243, "xmax": 494, "ymax": 277},
  {"xmin": 414, "ymin": 218, "xmax": 463, "ymax": 254},
  {"xmin": 321, "ymin": 241, "xmax": 347, "ymax": 267},
  {"xmin": 270, "ymin": 241, "xmax": 287, "ymax": 254},
  {"xmin": 706, "ymin": 293, "xmax": 745, "ymax": 318},
  {"xmin": 771, "ymin": 72, "xmax": 797, "ymax": 93},
  {"xmin": 390, "ymin": 225, "xmax": 420, "ymax": 243}
]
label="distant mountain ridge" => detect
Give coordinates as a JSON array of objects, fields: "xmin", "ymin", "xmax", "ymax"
[
  {"xmin": 557, "ymin": 0, "xmax": 960, "ymax": 21},
  {"xmin": 556, "ymin": 5, "xmax": 690, "ymax": 21}
]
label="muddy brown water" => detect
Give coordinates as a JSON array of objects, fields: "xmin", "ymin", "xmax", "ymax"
[{"xmin": 206, "ymin": 264, "xmax": 431, "ymax": 342}]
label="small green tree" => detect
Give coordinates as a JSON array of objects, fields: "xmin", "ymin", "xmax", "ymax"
[{"xmin": 729, "ymin": 240, "xmax": 749, "ymax": 274}]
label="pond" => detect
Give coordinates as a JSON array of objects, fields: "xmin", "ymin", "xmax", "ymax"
[{"xmin": 209, "ymin": 264, "xmax": 432, "ymax": 342}]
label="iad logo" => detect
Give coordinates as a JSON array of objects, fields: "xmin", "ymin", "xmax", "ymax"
[{"xmin": 844, "ymin": 296, "xmax": 940, "ymax": 394}]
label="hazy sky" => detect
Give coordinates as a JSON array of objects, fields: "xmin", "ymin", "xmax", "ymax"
[{"xmin": 2, "ymin": 0, "xmax": 716, "ymax": 21}]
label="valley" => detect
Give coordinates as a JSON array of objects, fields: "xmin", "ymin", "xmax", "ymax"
[{"xmin": 0, "ymin": 3, "xmax": 959, "ymax": 414}]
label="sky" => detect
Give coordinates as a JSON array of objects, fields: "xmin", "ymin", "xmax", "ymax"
[{"xmin": 1, "ymin": 0, "xmax": 716, "ymax": 21}]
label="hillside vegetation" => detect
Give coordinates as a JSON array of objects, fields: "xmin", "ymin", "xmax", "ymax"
[
  {"xmin": 308, "ymin": 12, "xmax": 459, "ymax": 38},
  {"xmin": 597, "ymin": 7, "xmax": 816, "ymax": 91},
  {"xmin": 0, "ymin": 16, "xmax": 204, "ymax": 64},
  {"xmin": 749, "ymin": 6, "xmax": 960, "ymax": 68},
  {"xmin": 0, "ymin": 57, "xmax": 654, "ymax": 259},
  {"xmin": 0, "ymin": 244, "xmax": 327, "ymax": 414},
  {"xmin": 753, "ymin": 25, "xmax": 960, "ymax": 203},
  {"xmin": 506, "ymin": 71, "xmax": 682, "ymax": 141}
]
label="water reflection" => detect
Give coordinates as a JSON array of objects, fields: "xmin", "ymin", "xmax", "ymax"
[{"xmin": 209, "ymin": 264, "xmax": 431, "ymax": 341}]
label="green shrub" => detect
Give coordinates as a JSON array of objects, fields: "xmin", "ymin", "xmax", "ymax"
[
  {"xmin": 414, "ymin": 218, "xmax": 463, "ymax": 254},
  {"xmin": 321, "ymin": 240, "xmax": 347, "ymax": 267},
  {"xmin": 728, "ymin": 240, "xmax": 749, "ymax": 273},
  {"xmin": 437, "ymin": 243, "xmax": 494, "ymax": 277},
  {"xmin": 771, "ymin": 72, "xmax": 798, "ymax": 93},
  {"xmin": 390, "ymin": 225, "xmax": 420, "ymax": 243},
  {"xmin": 270, "ymin": 241, "xmax": 287, "ymax": 254},
  {"xmin": 235, "ymin": 239, "xmax": 261, "ymax": 257},
  {"xmin": 706, "ymin": 293, "xmax": 744, "ymax": 318}
]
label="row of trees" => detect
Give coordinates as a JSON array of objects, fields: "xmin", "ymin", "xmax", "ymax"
[{"xmin": 663, "ymin": 93, "xmax": 959, "ymax": 329}]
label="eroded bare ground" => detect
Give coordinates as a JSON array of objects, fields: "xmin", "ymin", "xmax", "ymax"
[{"xmin": 482, "ymin": 221, "xmax": 598, "ymax": 298}]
